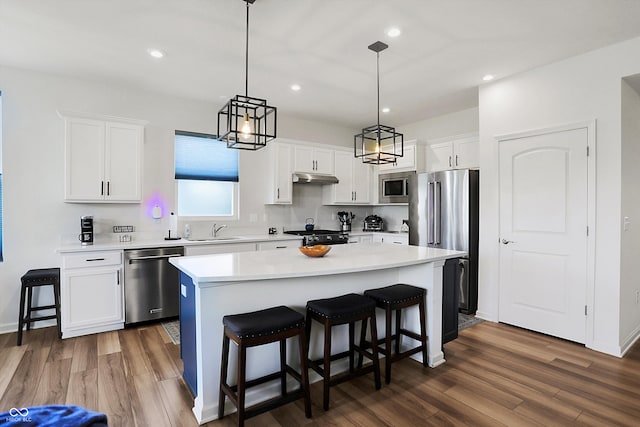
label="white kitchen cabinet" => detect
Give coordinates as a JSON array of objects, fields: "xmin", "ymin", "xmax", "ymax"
[
  {"xmin": 372, "ymin": 233, "xmax": 409, "ymax": 245},
  {"xmin": 378, "ymin": 140, "xmax": 424, "ymax": 172},
  {"xmin": 184, "ymin": 242, "xmax": 256, "ymax": 256},
  {"xmin": 60, "ymin": 111, "xmax": 146, "ymax": 202},
  {"xmin": 426, "ymin": 134, "xmax": 479, "ymax": 172},
  {"xmin": 348, "ymin": 234, "xmax": 373, "ymax": 243},
  {"xmin": 294, "ymin": 145, "xmax": 334, "ymax": 175},
  {"xmin": 264, "ymin": 141, "xmax": 293, "ymax": 204},
  {"xmin": 322, "ymin": 150, "xmax": 372, "ymax": 204},
  {"xmin": 257, "ymin": 239, "xmax": 302, "ymax": 250},
  {"xmin": 61, "ymin": 250, "xmax": 124, "ymax": 338}
]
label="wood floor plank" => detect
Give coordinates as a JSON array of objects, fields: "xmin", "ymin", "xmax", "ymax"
[
  {"xmin": 118, "ymin": 328, "xmax": 152, "ymax": 377},
  {"xmin": 97, "ymin": 353, "xmax": 134, "ymax": 427},
  {"xmin": 0, "ymin": 347, "xmax": 50, "ymax": 409},
  {"xmin": 65, "ymin": 368, "xmax": 98, "ymax": 410},
  {"xmin": 0, "ymin": 345, "xmax": 28, "ymax": 399},
  {"xmin": 97, "ymin": 330, "xmax": 121, "ymax": 355},
  {"xmin": 47, "ymin": 335, "xmax": 76, "ymax": 362},
  {"xmin": 129, "ymin": 372, "xmax": 172, "ymax": 427},
  {"xmin": 70, "ymin": 334, "xmax": 98, "ymax": 373},
  {"xmin": 32, "ymin": 358, "xmax": 72, "ymax": 406},
  {"xmin": 156, "ymin": 377, "xmax": 202, "ymax": 427},
  {"xmin": 138, "ymin": 326, "xmax": 180, "ymax": 381}
]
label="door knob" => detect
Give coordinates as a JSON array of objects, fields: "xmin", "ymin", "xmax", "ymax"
[{"xmin": 501, "ymin": 239, "xmax": 516, "ymax": 245}]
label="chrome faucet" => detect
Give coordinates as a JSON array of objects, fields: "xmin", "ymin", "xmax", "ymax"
[{"xmin": 212, "ymin": 224, "xmax": 227, "ymax": 237}]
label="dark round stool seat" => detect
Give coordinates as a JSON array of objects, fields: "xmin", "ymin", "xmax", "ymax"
[
  {"xmin": 363, "ymin": 283, "xmax": 428, "ymax": 384},
  {"xmin": 364, "ymin": 284, "xmax": 425, "ymax": 306},
  {"xmin": 307, "ymin": 293, "xmax": 376, "ymax": 320},
  {"xmin": 18, "ymin": 268, "xmax": 62, "ymax": 346},
  {"xmin": 223, "ymin": 305, "xmax": 304, "ymax": 339},
  {"xmin": 219, "ymin": 305, "xmax": 311, "ymax": 425}
]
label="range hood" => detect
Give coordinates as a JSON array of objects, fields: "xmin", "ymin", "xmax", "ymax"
[{"xmin": 292, "ymin": 172, "xmax": 339, "ymax": 185}]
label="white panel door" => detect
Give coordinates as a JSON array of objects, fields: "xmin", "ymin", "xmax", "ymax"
[
  {"xmin": 65, "ymin": 118, "xmax": 105, "ymax": 201},
  {"xmin": 105, "ymin": 122, "xmax": 143, "ymax": 201},
  {"xmin": 499, "ymin": 127, "xmax": 588, "ymax": 343}
]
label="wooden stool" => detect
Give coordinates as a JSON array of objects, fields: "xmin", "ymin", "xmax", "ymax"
[
  {"xmin": 219, "ymin": 305, "xmax": 311, "ymax": 426},
  {"xmin": 363, "ymin": 284, "xmax": 427, "ymax": 384},
  {"xmin": 18, "ymin": 268, "xmax": 61, "ymax": 346},
  {"xmin": 306, "ymin": 293, "xmax": 381, "ymax": 411}
]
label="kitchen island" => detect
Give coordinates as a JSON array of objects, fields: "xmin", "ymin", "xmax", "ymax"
[{"xmin": 169, "ymin": 243, "xmax": 465, "ymax": 424}]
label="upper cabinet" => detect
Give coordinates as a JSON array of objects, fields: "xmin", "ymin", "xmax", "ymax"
[
  {"xmin": 426, "ymin": 134, "xmax": 479, "ymax": 172},
  {"xmin": 378, "ymin": 140, "xmax": 425, "ymax": 172},
  {"xmin": 323, "ymin": 150, "xmax": 371, "ymax": 205},
  {"xmin": 60, "ymin": 111, "xmax": 146, "ymax": 203},
  {"xmin": 264, "ymin": 141, "xmax": 293, "ymax": 204},
  {"xmin": 294, "ymin": 145, "xmax": 334, "ymax": 175}
]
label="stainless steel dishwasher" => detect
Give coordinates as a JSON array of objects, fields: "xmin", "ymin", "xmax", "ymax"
[{"xmin": 124, "ymin": 246, "xmax": 184, "ymax": 324}]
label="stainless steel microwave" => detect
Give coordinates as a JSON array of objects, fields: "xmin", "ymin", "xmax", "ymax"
[{"xmin": 379, "ymin": 171, "xmax": 415, "ymax": 203}]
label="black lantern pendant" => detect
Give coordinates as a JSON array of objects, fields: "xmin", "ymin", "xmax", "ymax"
[
  {"xmin": 217, "ymin": 0, "xmax": 277, "ymax": 150},
  {"xmin": 354, "ymin": 41, "xmax": 403, "ymax": 164}
]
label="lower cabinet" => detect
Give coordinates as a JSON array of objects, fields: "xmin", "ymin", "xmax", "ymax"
[
  {"xmin": 257, "ymin": 239, "xmax": 302, "ymax": 250},
  {"xmin": 180, "ymin": 271, "xmax": 197, "ymax": 396},
  {"xmin": 184, "ymin": 242, "xmax": 256, "ymax": 256},
  {"xmin": 61, "ymin": 250, "xmax": 124, "ymax": 338},
  {"xmin": 372, "ymin": 233, "xmax": 409, "ymax": 245},
  {"xmin": 442, "ymin": 258, "xmax": 461, "ymax": 346}
]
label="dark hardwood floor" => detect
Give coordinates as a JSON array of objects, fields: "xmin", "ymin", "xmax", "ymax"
[{"xmin": 1, "ymin": 320, "xmax": 639, "ymax": 426}]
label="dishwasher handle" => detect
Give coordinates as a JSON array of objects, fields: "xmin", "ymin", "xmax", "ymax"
[{"xmin": 127, "ymin": 254, "xmax": 183, "ymax": 263}]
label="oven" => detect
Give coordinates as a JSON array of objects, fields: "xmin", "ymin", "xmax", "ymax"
[
  {"xmin": 379, "ymin": 171, "xmax": 414, "ymax": 204},
  {"xmin": 284, "ymin": 230, "xmax": 349, "ymax": 246}
]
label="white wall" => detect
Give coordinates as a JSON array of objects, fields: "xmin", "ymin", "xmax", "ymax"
[
  {"xmin": 0, "ymin": 64, "xmax": 356, "ymax": 333},
  {"xmin": 479, "ymin": 36, "xmax": 640, "ymax": 356},
  {"xmin": 620, "ymin": 79, "xmax": 640, "ymax": 347},
  {"xmin": 398, "ymin": 107, "xmax": 479, "ymax": 142}
]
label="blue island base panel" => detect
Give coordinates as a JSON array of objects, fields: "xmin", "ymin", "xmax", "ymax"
[{"xmin": 180, "ymin": 272, "xmax": 197, "ymax": 396}]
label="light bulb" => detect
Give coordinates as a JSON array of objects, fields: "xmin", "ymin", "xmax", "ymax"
[{"xmin": 240, "ymin": 113, "xmax": 252, "ymax": 140}]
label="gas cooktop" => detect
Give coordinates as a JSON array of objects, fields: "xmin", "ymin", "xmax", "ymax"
[
  {"xmin": 284, "ymin": 229, "xmax": 342, "ymax": 236},
  {"xmin": 284, "ymin": 229, "xmax": 348, "ymax": 245}
]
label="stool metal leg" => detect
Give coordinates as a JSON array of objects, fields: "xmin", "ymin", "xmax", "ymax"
[
  {"xmin": 298, "ymin": 330, "xmax": 312, "ymax": 418},
  {"xmin": 218, "ymin": 334, "xmax": 230, "ymax": 420},
  {"xmin": 17, "ymin": 285, "xmax": 27, "ymax": 346},
  {"xmin": 279, "ymin": 339, "xmax": 287, "ymax": 396},
  {"xmin": 322, "ymin": 318, "xmax": 332, "ymax": 411}
]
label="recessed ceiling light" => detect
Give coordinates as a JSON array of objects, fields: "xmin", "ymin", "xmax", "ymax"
[
  {"xmin": 381, "ymin": 107, "xmax": 391, "ymax": 113},
  {"xmin": 386, "ymin": 27, "xmax": 401, "ymax": 38},
  {"xmin": 290, "ymin": 84, "xmax": 301, "ymax": 92},
  {"xmin": 147, "ymin": 48, "xmax": 166, "ymax": 59},
  {"xmin": 482, "ymin": 74, "xmax": 495, "ymax": 81}
]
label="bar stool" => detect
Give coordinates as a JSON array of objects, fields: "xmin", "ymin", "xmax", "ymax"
[
  {"xmin": 18, "ymin": 268, "xmax": 62, "ymax": 346},
  {"xmin": 306, "ymin": 293, "xmax": 381, "ymax": 411},
  {"xmin": 219, "ymin": 305, "xmax": 311, "ymax": 426},
  {"xmin": 363, "ymin": 284, "xmax": 428, "ymax": 384}
]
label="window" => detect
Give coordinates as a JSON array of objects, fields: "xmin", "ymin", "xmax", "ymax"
[
  {"xmin": 0, "ymin": 90, "xmax": 3, "ymax": 261},
  {"xmin": 175, "ymin": 131, "xmax": 239, "ymax": 218}
]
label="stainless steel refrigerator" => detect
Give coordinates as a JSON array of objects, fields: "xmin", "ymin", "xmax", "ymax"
[{"xmin": 409, "ymin": 169, "xmax": 479, "ymax": 314}]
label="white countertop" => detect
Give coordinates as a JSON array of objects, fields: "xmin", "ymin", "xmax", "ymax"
[
  {"xmin": 57, "ymin": 234, "xmax": 301, "ymax": 253},
  {"xmin": 169, "ymin": 243, "xmax": 465, "ymax": 284}
]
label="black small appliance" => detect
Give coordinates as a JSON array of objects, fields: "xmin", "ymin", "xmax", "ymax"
[
  {"xmin": 79, "ymin": 215, "xmax": 94, "ymax": 246},
  {"xmin": 363, "ymin": 215, "xmax": 384, "ymax": 231}
]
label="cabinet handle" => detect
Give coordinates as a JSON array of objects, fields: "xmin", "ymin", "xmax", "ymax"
[
  {"xmin": 107, "ymin": 181, "xmax": 110, "ymax": 196},
  {"xmin": 275, "ymin": 246, "xmax": 286, "ymax": 249},
  {"xmin": 117, "ymin": 270, "xmax": 120, "ymax": 285},
  {"xmin": 277, "ymin": 188, "xmax": 280, "ymax": 199},
  {"xmin": 101, "ymin": 181, "xmax": 104, "ymax": 196},
  {"xmin": 86, "ymin": 258, "xmax": 106, "ymax": 262},
  {"xmin": 455, "ymin": 154, "xmax": 459, "ymax": 166},
  {"xmin": 449, "ymin": 156, "xmax": 452, "ymax": 167}
]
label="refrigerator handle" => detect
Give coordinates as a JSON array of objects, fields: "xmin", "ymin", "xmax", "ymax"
[
  {"xmin": 427, "ymin": 182, "xmax": 435, "ymax": 244},
  {"xmin": 434, "ymin": 181, "xmax": 441, "ymax": 245}
]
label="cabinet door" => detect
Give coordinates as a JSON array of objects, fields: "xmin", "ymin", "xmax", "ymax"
[
  {"xmin": 294, "ymin": 145, "xmax": 314, "ymax": 173},
  {"xmin": 352, "ymin": 159, "xmax": 371, "ymax": 203},
  {"xmin": 65, "ymin": 117, "xmax": 105, "ymax": 201},
  {"xmin": 257, "ymin": 239, "xmax": 302, "ymax": 250},
  {"xmin": 453, "ymin": 138, "xmax": 479, "ymax": 169},
  {"xmin": 63, "ymin": 266, "xmax": 123, "ymax": 329},
  {"xmin": 275, "ymin": 143, "xmax": 293, "ymax": 203},
  {"xmin": 314, "ymin": 148, "xmax": 334, "ymax": 174},
  {"xmin": 379, "ymin": 144, "xmax": 416, "ymax": 172},
  {"xmin": 360, "ymin": 235, "xmax": 373, "ymax": 243},
  {"xmin": 332, "ymin": 151, "xmax": 355, "ymax": 203},
  {"xmin": 427, "ymin": 142, "xmax": 453, "ymax": 172},
  {"xmin": 184, "ymin": 242, "xmax": 256, "ymax": 256},
  {"xmin": 105, "ymin": 122, "xmax": 143, "ymax": 201}
]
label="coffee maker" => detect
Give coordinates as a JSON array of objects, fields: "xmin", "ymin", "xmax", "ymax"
[{"xmin": 79, "ymin": 216, "xmax": 94, "ymax": 246}]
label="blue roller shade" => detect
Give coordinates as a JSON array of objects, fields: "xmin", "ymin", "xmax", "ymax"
[{"xmin": 175, "ymin": 131, "xmax": 238, "ymax": 182}]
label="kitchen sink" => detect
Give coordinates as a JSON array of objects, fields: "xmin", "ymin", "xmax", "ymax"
[{"xmin": 187, "ymin": 236, "xmax": 243, "ymax": 241}]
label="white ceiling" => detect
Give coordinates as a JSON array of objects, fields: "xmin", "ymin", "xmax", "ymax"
[{"xmin": 2, "ymin": 0, "xmax": 640, "ymax": 129}]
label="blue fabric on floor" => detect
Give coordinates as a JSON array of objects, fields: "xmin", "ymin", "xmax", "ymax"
[{"xmin": 0, "ymin": 405, "xmax": 107, "ymax": 426}]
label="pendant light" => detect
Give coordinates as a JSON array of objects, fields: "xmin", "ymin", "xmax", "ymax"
[
  {"xmin": 217, "ymin": 0, "xmax": 277, "ymax": 150},
  {"xmin": 354, "ymin": 41, "xmax": 403, "ymax": 164}
]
